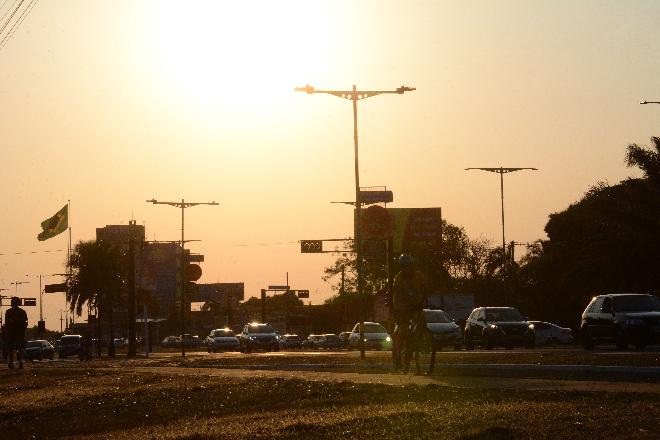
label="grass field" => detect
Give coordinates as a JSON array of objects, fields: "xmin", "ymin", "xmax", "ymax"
[{"xmin": 1, "ymin": 367, "xmax": 659, "ymax": 439}]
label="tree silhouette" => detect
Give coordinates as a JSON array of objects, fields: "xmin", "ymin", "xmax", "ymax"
[
  {"xmin": 625, "ymin": 136, "xmax": 660, "ymax": 181},
  {"xmin": 67, "ymin": 240, "xmax": 125, "ymax": 356}
]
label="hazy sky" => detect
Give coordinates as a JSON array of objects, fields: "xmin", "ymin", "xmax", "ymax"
[{"xmin": 2, "ymin": 0, "xmax": 659, "ymax": 331}]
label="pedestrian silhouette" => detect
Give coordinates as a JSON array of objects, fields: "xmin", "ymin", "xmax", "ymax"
[{"xmin": 5, "ymin": 297, "xmax": 28, "ymax": 369}]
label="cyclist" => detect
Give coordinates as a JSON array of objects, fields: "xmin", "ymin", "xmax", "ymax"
[{"xmin": 391, "ymin": 254, "xmax": 427, "ymax": 370}]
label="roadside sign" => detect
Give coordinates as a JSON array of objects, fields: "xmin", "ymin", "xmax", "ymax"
[
  {"xmin": 268, "ymin": 285, "xmax": 290, "ymax": 290},
  {"xmin": 296, "ymin": 290, "xmax": 310, "ymax": 298},
  {"xmin": 360, "ymin": 190, "xmax": 393, "ymax": 205},
  {"xmin": 44, "ymin": 283, "xmax": 67, "ymax": 293},
  {"xmin": 186, "ymin": 264, "xmax": 203, "ymax": 281},
  {"xmin": 363, "ymin": 239, "xmax": 387, "ymax": 262},
  {"xmin": 187, "ymin": 254, "xmax": 205, "ymax": 263},
  {"xmin": 22, "ymin": 298, "xmax": 37, "ymax": 306}
]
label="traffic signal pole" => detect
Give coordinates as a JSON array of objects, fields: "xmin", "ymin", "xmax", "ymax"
[
  {"xmin": 147, "ymin": 198, "xmax": 219, "ymax": 357},
  {"xmin": 295, "ymin": 84, "xmax": 415, "ymax": 359}
]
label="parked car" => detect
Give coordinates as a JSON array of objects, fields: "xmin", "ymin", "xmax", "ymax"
[
  {"xmin": 529, "ymin": 321, "xmax": 574, "ymax": 346},
  {"xmin": 348, "ymin": 322, "xmax": 392, "ymax": 350},
  {"xmin": 180, "ymin": 333, "xmax": 200, "ymax": 348},
  {"xmin": 424, "ymin": 309, "xmax": 463, "ymax": 350},
  {"xmin": 278, "ymin": 334, "xmax": 303, "ymax": 350},
  {"xmin": 25, "ymin": 340, "xmax": 55, "ymax": 360},
  {"xmin": 581, "ymin": 293, "xmax": 660, "ymax": 350},
  {"xmin": 317, "ymin": 334, "xmax": 342, "ymax": 350},
  {"xmin": 464, "ymin": 307, "xmax": 535, "ymax": 350},
  {"xmin": 161, "ymin": 336, "xmax": 181, "ymax": 348},
  {"xmin": 302, "ymin": 334, "xmax": 323, "ymax": 349},
  {"xmin": 238, "ymin": 323, "xmax": 279, "ymax": 352},
  {"xmin": 338, "ymin": 331, "xmax": 352, "ymax": 348},
  {"xmin": 58, "ymin": 335, "xmax": 83, "ymax": 358},
  {"xmin": 205, "ymin": 328, "xmax": 239, "ymax": 352}
]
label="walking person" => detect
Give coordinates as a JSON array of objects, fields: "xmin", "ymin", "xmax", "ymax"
[{"xmin": 5, "ymin": 297, "xmax": 28, "ymax": 369}]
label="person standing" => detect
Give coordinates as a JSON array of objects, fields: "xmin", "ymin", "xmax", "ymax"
[{"xmin": 5, "ymin": 297, "xmax": 28, "ymax": 369}]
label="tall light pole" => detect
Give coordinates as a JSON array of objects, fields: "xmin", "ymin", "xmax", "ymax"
[
  {"xmin": 147, "ymin": 198, "xmax": 218, "ymax": 357},
  {"xmin": 295, "ymin": 84, "xmax": 415, "ymax": 359},
  {"xmin": 465, "ymin": 167, "xmax": 537, "ymax": 303}
]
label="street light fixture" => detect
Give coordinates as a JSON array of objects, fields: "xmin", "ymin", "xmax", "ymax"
[
  {"xmin": 146, "ymin": 198, "xmax": 218, "ymax": 357},
  {"xmin": 465, "ymin": 167, "xmax": 537, "ymax": 303},
  {"xmin": 640, "ymin": 101, "xmax": 660, "ymax": 105},
  {"xmin": 295, "ymin": 84, "xmax": 415, "ymax": 358}
]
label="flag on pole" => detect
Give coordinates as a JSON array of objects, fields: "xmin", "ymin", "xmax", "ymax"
[{"xmin": 37, "ymin": 204, "xmax": 68, "ymax": 241}]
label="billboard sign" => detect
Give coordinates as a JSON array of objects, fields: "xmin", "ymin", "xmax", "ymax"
[
  {"xmin": 360, "ymin": 190, "xmax": 393, "ymax": 205},
  {"xmin": 357, "ymin": 207, "xmax": 442, "ymax": 254},
  {"xmin": 193, "ymin": 282, "xmax": 245, "ymax": 302}
]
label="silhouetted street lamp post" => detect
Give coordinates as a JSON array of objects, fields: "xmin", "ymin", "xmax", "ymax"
[
  {"xmin": 465, "ymin": 167, "xmax": 537, "ymax": 303},
  {"xmin": 146, "ymin": 198, "xmax": 218, "ymax": 357},
  {"xmin": 295, "ymin": 84, "xmax": 415, "ymax": 358}
]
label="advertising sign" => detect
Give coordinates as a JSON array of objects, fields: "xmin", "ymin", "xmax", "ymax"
[
  {"xmin": 193, "ymin": 282, "xmax": 245, "ymax": 302},
  {"xmin": 357, "ymin": 207, "xmax": 442, "ymax": 254}
]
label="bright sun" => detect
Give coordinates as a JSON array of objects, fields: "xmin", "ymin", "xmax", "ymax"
[{"xmin": 149, "ymin": 1, "xmax": 336, "ymax": 116}]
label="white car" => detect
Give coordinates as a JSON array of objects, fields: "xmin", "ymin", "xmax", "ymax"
[
  {"xmin": 205, "ymin": 328, "xmax": 240, "ymax": 352},
  {"xmin": 529, "ymin": 321, "xmax": 574, "ymax": 346},
  {"xmin": 424, "ymin": 309, "xmax": 463, "ymax": 350},
  {"xmin": 348, "ymin": 322, "xmax": 392, "ymax": 350}
]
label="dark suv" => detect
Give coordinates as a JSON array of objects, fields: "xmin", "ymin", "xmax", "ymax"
[
  {"xmin": 238, "ymin": 323, "xmax": 279, "ymax": 352},
  {"xmin": 581, "ymin": 293, "xmax": 660, "ymax": 350},
  {"xmin": 464, "ymin": 307, "xmax": 535, "ymax": 349},
  {"xmin": 58, "ymin": 335, "xmax": 82, "ymax": 358}
]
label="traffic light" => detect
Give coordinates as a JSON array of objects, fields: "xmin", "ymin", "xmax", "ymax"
[
  {"xmin": 300, "ymin": 240, "xmax": 323, "ymax": 253},
  {"xmin": 38, "ymin": 320, "xmax": 46, "ymax": 333}
]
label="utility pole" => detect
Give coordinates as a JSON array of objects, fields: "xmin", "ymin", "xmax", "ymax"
[
  {"xmin": 465, "ymin": 167, "xmax": 537, "ymax": 304},
  {"xmin": 295, "ymin": 84, "xmax": 415, "ymax": 358},
  {"xmin": 147, "ymin": 198, "xmax": 219, "ymax": 357}
]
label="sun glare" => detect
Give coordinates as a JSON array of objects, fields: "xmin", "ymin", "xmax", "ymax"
[{"xmin": 149, "ymin": 1, "xmax": 335, "ymax": 117}]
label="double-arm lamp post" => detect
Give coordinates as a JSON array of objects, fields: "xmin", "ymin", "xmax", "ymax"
[
  {"xmin": 295, "ymin": 84, "xmax": 415, "ymax": 358},
  {"xmin": 147, "ymin": 198, "xmax": 218, "ymax": 357},
  {"xmin": 465, "ymin": 167, "xmax": 537, "ymax": 303}
]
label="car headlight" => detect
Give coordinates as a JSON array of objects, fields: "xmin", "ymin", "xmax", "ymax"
[
  {"xmin": 249, "ymin": 336, "xmax": 256, "ymax": 340},
  {"xmin": 528, "ymin": 324, "xmax": 535, "ymax": 330},
  {"xmin": 385, "ymin": 336, "xmax": 391, "ymax": 342},
  {"xmin": 625, "ymin": 318, "xmax": 645, "ymax": 326},
  {"xmin": 363, "ymin": 338, "xmax": 368, "ymax": 342},
  {"xmin": 489, "ymin": 324, "xmax": 498, "ymax": 330}
]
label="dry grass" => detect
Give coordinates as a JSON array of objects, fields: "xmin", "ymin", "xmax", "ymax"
[{"xmin": 1, "ymin": 367, "xmax": 659, "ymax": 439}]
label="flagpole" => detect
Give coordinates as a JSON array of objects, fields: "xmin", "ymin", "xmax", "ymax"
[{"xmin": 67, "ymin": 199, "xmax": 72, "ymax": 324}]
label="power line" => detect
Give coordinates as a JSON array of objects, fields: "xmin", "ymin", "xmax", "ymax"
[
  {"xmin": 0, "ymin": 248, "xmax": 66, "ymax": 257},
  {"xmin": 0, "ymin": 0, "xmax": 25, "ymax": 37},
  {"xmin": 0, "ymin": 0, "xmax": 38, "ymax": 51}
]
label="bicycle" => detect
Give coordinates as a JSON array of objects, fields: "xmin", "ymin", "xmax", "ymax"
[{"xmin": 393, "ymin": 311, "xmax": 429, "ymax": 375}]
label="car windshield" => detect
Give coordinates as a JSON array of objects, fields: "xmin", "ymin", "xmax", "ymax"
[
  {"xmin": 214, "ymin": 330, "xmax": 234, "ymax": 337},
  {"xmin": 613, "ymin": 295, "xmax": 660, "ymax": 312},
  {"xmin": 485, "ymin": 308, "xmax": 524, "ymax": 322},
  {"xmin": 364, "ymin": 324, "xmax": 387, "ymax": 333},
  {"xmin": 249, "ymin": 324, "xmax": 275, "ymax": 334},
  {"xmin": 26, "ymin": 341, "xmax": 43, "ymax": 348},
  {"xmin": 425, "ymin": 310, "xmax": 453, "ymax": 323}
]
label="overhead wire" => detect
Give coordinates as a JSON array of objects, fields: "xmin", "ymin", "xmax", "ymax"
[
  {"xmin": 0, "ymin": 0, "xmax": 25, "ymax": 37},
  {"xmin": 0, "ymin": 0, "xmax": 38, "ymax": 51},
  {"xmin": 0, "ymin": 0, "xmax": 20, "ymax": 30}
]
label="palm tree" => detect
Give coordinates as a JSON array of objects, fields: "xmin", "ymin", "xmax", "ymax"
[
  {"xmin": 625, "ymin": 136, "xmax": 660, "ymax": 181},
  {"xmin": 67, "ymin": 240, "xmax": 125, "ymax": 356}
]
